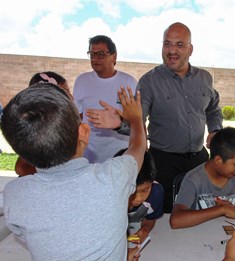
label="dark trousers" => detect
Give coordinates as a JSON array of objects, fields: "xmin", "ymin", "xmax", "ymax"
[{"xmin": 149, "ymin": 146, "xmax": 209, "ymax": 213}]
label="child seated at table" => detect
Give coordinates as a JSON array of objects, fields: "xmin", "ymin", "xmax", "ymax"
[
  {"xmin": 115, "ymin": 149, "xmax": 164, "ymax": 246},
  {"xmin": 1, "ymin": 84, "xmax": 146, "ymax": 261},
  {"xmin": 170, "ymin": 127, "xmax": 235, "ymax": 229}
]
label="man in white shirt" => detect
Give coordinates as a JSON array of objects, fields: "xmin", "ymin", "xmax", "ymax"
[{"xmin": 73, "ymin": 35, "xmax": 137, "ymax": 163}]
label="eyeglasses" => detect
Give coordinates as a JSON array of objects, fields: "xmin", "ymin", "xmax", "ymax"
[
  {"xmin": 163, "ymin": 41, "xmax": 191, "ymax": 49},
  {"xmin": 87, "ymin": 51, "xmax": 111, "ymax": 59}
]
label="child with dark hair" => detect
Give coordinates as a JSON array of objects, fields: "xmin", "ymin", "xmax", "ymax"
[
  {"xmin": 15, "ymin": 71, "xmax": 73, "ymax": 176},
  {"xmin": 170, "ymin": 127, "xmax": 235, "ymax": 229},
  {"xmin": 114, "ymin": 149, "xmax": 164, "ymax": 247},
  {"xmin": 29, "ymin": 71, "xmax": 73, "ymax": 100},
  {"xmin": 1, "ymin": 84, "xmax": 146, "ymax": 261}
]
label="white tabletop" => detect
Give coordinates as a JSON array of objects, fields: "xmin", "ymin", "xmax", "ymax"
[
  {"xmin": 140, "ymin": 214, "xmax": 230, "ymax": 261},
  {"xmin": 0, "ymin": 233, "xmax": 31, "ymax": 261},
  {"xmin": 0, "ymin": 214, "xmax": 231, "ymax": 261}
]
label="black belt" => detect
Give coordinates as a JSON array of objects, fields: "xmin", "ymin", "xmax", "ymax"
[{"xmin": 170, "ymin": 151, "xmax": 201, "ymax": 159}]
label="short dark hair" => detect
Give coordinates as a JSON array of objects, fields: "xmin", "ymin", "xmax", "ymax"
[
  {"xmin": 210, "ymin": 127, "xmax": 235, "ymax": 161},
  {"xmin": 29, "ymin": 71, "xmax": 66, "ymax": 86},
  {"xmin": 1, "ymin": 83, "xmax": 80, "ymax": 169},
  {"xmin": 88, "ymin": 35, "xmax": 117, "ymax": 54},
  {"xmin": 114, "ymin": 149, "xmax": 157, "ymax": 185}
]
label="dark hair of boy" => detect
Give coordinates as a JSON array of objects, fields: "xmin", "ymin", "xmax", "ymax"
[
  {"xmin": 210, "ymin": 127, "xmax": 235, "ymax": 161},
  {"xmin": 1, "ymin": 83, "xmax": 80, "ymax": 169},
  {"xmin": 114, "ymin": 149, "xmax": 157, "ymax": 185},
  {"xmin": 88, "ymin": 35, "xmax": 117, "ymax": 54},
  {"xmin": 29, "ymin": 71, "xmax": 66, "ymax": 86}
]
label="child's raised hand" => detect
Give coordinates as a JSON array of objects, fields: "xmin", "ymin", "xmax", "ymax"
[{"xmin": 117, "ymin": 86, "xmax": 142, "ymax": 125}]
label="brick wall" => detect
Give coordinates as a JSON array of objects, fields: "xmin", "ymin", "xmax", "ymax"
[{"xmin": 0, "ymin": 53, "xmax": 234, "ymax": 108}]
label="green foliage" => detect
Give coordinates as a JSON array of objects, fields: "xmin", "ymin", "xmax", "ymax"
[
  {"xmin": 222, "ymin": 106, "xmax": 235, "ymax": 120},
  {"xmin": 0, "ymin": 153, "xmax": 18, "ymax": 170}
]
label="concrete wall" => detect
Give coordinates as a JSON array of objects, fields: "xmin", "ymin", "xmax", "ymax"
[{"xmin": 0, "ymin": 53, "xmax": 234, "ymax": 108}]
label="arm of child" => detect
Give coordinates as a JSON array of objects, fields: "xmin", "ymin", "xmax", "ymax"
[
  {"xmin": 128, "ymin": 245, "xmax": 141, "ymax": 261},
  {"xmin": 170, "ymin": 203, "xmax": 235, "ymax": 229},
  {"xmin": 136, "ymin": 218, "xmax": 156, "ymax": 243},
  {"xmin": 222, "ymin": 230, "xmax": 235, "ymax": 261},
  {"xmin": 117, "ymin": 86, "xmax": 146, "ymax": 172}
]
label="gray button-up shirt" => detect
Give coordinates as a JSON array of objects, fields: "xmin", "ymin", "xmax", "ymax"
[{"xmin": 137, "ymin": 63, "xmax": 223, "ymax": 153}]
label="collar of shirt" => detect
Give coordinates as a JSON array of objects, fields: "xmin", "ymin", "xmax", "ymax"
[
  {"xmin": 162, "ymin": 63, "xmax": 192, "ymax": 79},
  {"xmin": 35, "ymin": 157, "xmax": 89, "ymax": 179}
]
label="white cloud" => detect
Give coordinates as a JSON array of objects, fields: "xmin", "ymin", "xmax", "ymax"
[
  {"xmin": 0, "ymin": 0, "xmax": 235, "ymax": 68},
  {"xmin": 95, "ymin": 0, "xmax": 122, "ymax": 18},
  {"xmin": 125, "ymin": 0, "xmax": 185, "ymax": 13}
]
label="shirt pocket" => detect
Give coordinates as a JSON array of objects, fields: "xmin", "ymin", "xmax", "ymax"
[
  {"xmin": 192, "ymin": 88, "xmax": 211, "ymax": 111},
  {"xmin": 151, "ymin": 90, "xmax": 177, "ymax": 120}
]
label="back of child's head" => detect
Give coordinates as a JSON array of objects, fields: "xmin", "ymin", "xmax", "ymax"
[
  {"xmin": 114, "ymin": 149, "xmax": 157, "ymax": 185},
  {"xmin": 1, "ymin": 83, "xmax": 80, "ymax": 169},
  {"xmin": 210, "ymin": 127, "xmax": 235, "ymax": 161},
  {"xmin": 29, "ymin": 71, "xmax": 66, "ymax": 86}
]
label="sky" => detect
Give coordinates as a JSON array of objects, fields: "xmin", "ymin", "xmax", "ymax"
[{"xmin": 1, "ymin": 0, "xmax": 235, "ymax": 69}]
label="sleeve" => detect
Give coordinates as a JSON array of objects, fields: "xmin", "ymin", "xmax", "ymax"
[
  {"xmin": 3, "ymin": 185, "xmax": 25, "ymax": 240},
  {"xmin": 175, "ymin": 174, "xmax": 197, "ymax": 209},
  {"xmin": 144, "ymin": 182, "xmax": 164, "ymax": 220},
  {"xmin": 206, "ymin": 88, "xmax": 223, "ymax": 133},
  {"xmin": 136, "ymin": 76, "xmax": 153, "ymax": 123},
  {"xmin": 105, "ymin": 155, "xmax": 138, "ymax": 196},
  {"xmin": 116, "ymin": 120, "xmax": 130, "ymax": 136}
]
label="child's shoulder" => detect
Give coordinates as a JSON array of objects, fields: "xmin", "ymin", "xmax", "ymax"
[
  {"xmin": 104, "ymin": 154, "xmax": 137, "ymax": 172},
  {"xmin": 150, "ymin": 181, "xmax": 164, "ymax": 196},
  {"xmin": 184, "ymin": 163, "xmax": 206, "ymax": 180}
]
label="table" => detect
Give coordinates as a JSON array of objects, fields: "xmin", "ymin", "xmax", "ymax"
[
  {"xmin": 0, "ymin": 214, "xmax": 232, "ymax": 261},
  {"xmin": 140, "ymin": 214, "xmax": 230, "ymax": 261},
  {"xmin": 0, "ymin": 233, "xmax": 31, "ymax": 261}
]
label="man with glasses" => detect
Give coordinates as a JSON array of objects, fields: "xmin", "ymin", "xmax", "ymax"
[
  {"xmin": 73, "ymin": 35, "xmax": 137, "ymax": 163},
  {"xmin": 86, "ymin": 23, "xmax": 223, "ymax": 213},
  {"xmin": 141, "ymin": 22, "xmax": 222, "ymax": 213}
]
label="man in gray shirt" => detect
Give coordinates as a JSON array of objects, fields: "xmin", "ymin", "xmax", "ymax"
[{"xmin": 86, "ymin": 22, "xmax": 223, "ymax": 213}]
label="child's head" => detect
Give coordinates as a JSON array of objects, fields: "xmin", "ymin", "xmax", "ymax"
[
  {"xmin": 1, "ymin": 83, "xmax": 80, "ymax": 169},
  {"xmin": 29, "ymin": 71, "xmax": 66, "ymax": 86},
  {"xmin": 210, "ymin": 127, "xmax": 235, "ymax": 178},
  {"xmin": 29, "ymin": 71, "xmax": 73, "ymax": 100},
  {"xmin": 210, "ymin": 127, "xmax": 235, "ymax": 161},
  {"xmin": 114, "ymin": 149, "xmax": 157, "ymax": 207}
]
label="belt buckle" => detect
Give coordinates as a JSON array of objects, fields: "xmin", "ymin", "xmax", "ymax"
[
  {"xmin": 191, "ymin": 152, "xmax": 196, "ymax": 158},
  {"xmin": 188, "ymin": 152, "xmax": 197, "ymax": 159},
  {"xmin": 183, "ymin": 152, "xmax": 196, "ymax": 159}
]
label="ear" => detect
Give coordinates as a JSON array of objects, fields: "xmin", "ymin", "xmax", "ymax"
[
  {"xmin": 112, "ymin": 53, "xmax": 117, "ymax": 65},
  {"xmin": 78, "ymin": 123, "xmax": 90, "ymax": 145},
  {"xmin": 214, "ymin": 155, "xmax": 223, "ymax": 166},
  {"xmin": 189, "ymin": 44, "xmax": 193, "ymax": 56}
]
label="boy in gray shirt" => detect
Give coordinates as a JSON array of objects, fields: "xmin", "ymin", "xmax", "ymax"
[
  {"xmin": 170, "ymin": 127, "xmax": 235, "ymax": 229},
  {"xmin": 1, "ymin": 83, "xmax": 146, "ymax": 261}
]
